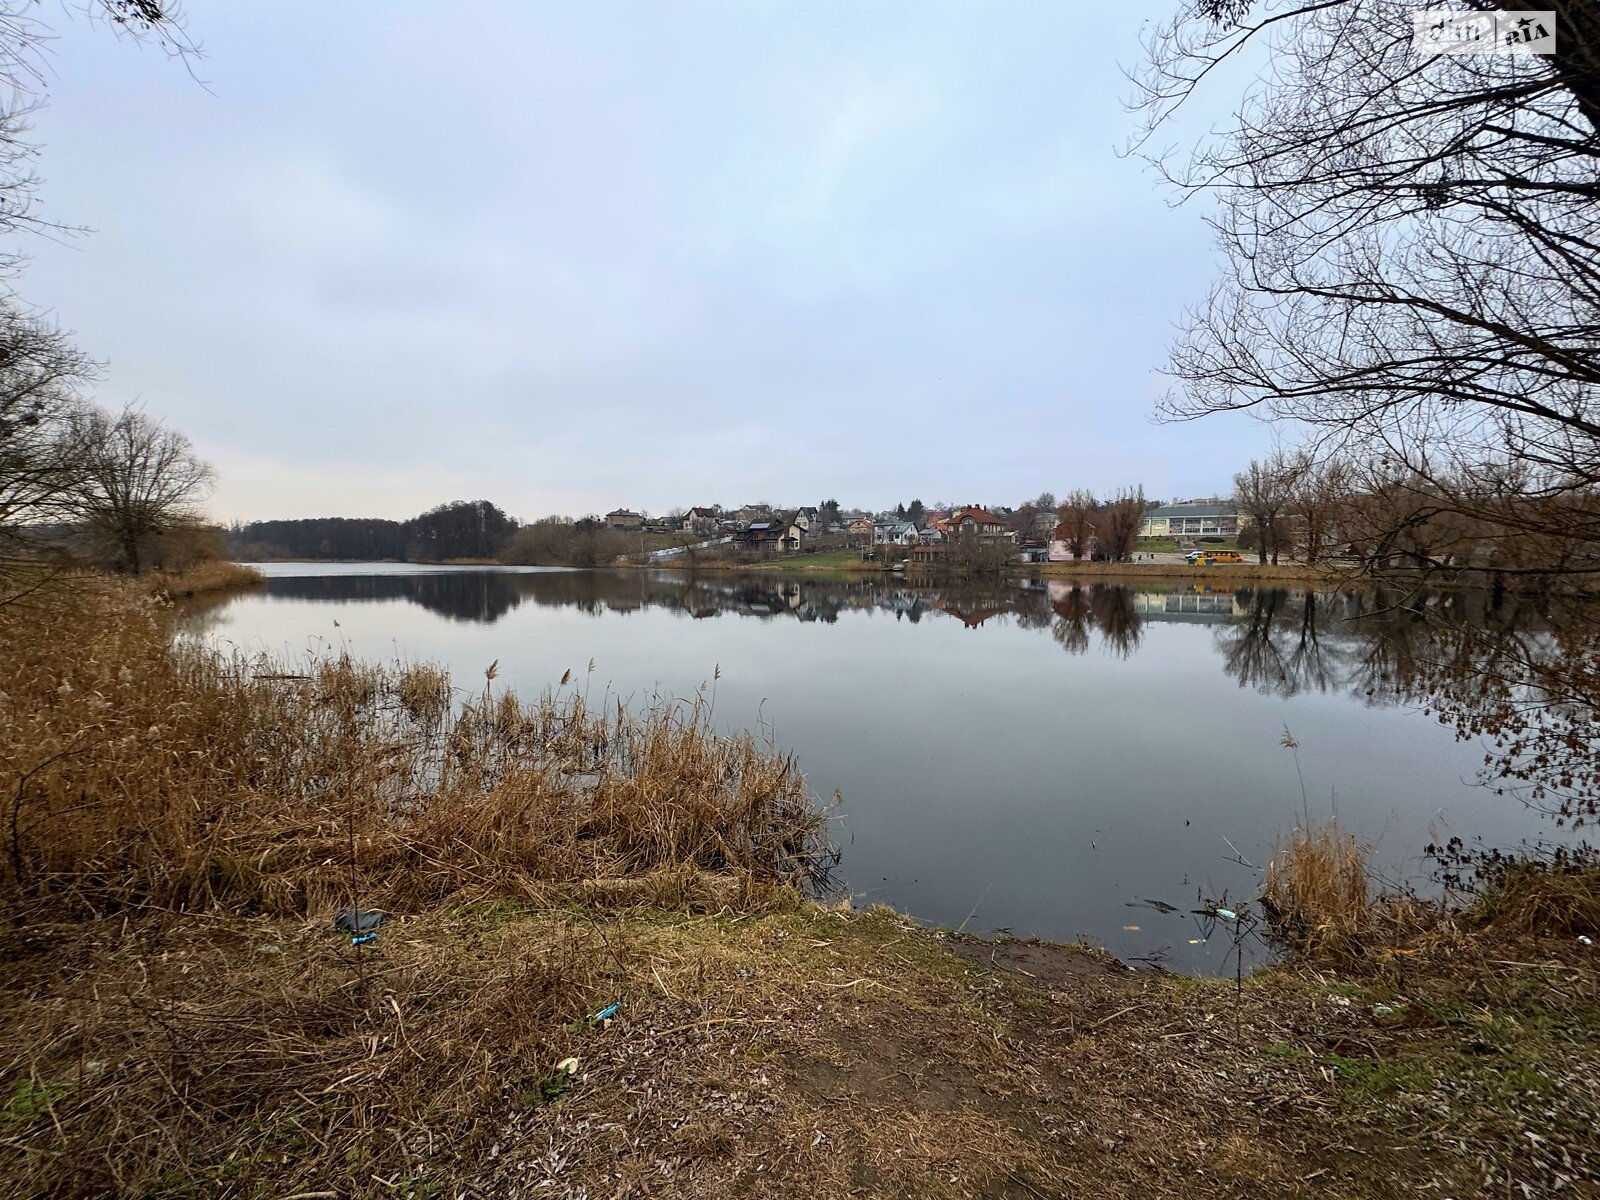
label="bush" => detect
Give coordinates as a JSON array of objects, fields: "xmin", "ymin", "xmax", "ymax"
[{"xmin": 1262, "ymin": 821, "xmax": 1372, "ymax": 957}]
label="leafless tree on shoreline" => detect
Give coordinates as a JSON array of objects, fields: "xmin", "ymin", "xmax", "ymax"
[
  {"xmin": 72, "ymin": 406, "xmax": 212, "ymax": 573},
  {"xmin": 1135, "ymin": 0, "xmax": 1600, "ymax": 580}
]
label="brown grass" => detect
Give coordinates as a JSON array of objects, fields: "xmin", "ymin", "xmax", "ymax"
[
  {"xmin": 0, "ymin": 581, "xmax": 830, "ymax": 917},
  {"xmin": 1263, "ymin": 821, "xmax": 1600, "ymax": 961},
  {"xmin": 0, "ymin": 576, "xmax": 834, "ymax": 1197},
  {"xmin": 1262, "ymin": 821, "xmax": 1374, "ymax": 956},
  {"xmin": 3, "ymin": 580, "xmax": 1595, "ymax": 1198},
  {"xmin": 1471, "ymin": 857, "xmax": 1600, "ymax": 938},
  {"xmin": 144, "ymin": 559, "xmax": 264, "ymax": 599}
]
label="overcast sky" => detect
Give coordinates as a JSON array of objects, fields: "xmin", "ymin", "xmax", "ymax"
[{"xmin": 16, "ymin": 1, "xmax": 1275, "ymax": 522}]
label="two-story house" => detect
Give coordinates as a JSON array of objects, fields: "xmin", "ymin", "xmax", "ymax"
[
  {"xmin": 945, "ymin": 505, "xmax": 1008, "ymax": 540},
  {"xmin": 680, "ymin": 507, "xmax": 719, "ymax": 536}
]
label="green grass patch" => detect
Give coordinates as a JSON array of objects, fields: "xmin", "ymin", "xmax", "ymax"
[
  {"xmin": 1262, "ymin": 1042, "xmax": 1312, "ymax": 1063},
  {"xmin": 1324, "ymin": 1052, "xmax": 1435, "ymax": 1099},
  {"xmin": 2, "ymin": 1078, "xmax": 62, "ymax": 1128},
  {"xmin": 742, "ymin": 548, "xmax": 870, "ymax": 572}
]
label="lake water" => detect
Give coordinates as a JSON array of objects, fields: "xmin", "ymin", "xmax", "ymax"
[{"xmin": 195, "ymin": 563, "xmax": 1577, "ymax": 974}]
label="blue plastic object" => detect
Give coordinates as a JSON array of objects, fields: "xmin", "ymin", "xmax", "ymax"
[
  {"xmin": 351, "ymin": 932, "xmax": 378, "ymax": 946},
  {"xmin": 591, "ymin": 1002, "xmax": 620, "ymax": 1023}
]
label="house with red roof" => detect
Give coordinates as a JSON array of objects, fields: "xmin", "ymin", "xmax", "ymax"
[{"xmin": 945, "ymin": 505, "xmax": 1009, "ymax": 540}]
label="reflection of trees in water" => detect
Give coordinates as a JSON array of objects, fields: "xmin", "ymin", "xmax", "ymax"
[
  {"xmin": 1216, "ymin": 585, "xmax": 1600, "ymax": 823},
  {"xmin": 264, "ymin": 571, "xmax": 1154, "ymax": 654},
  {"xmin": 258, "ymin": 569, "xmax": 1600, "ymax": 819},
  {"xmin": 1046, "ymin": 585, "xmax": 1142, "ymax": 657},
  {"xmin": 1091, "ymin": 587, "xmax": 1142, "ymax": 657},
  {"xmin": 264, "ymin": 571, "xmax": 657, "ymax": 624},
  {"xmin": 1213, "ymin": 588, "xmax": 1352, "ymax": 696},
  {"xmin": 1050, "ymin": 587, "xmax": 1092, "ymax": 655},
  {"xmin": 262, "ymin": 571, "xmax": 1594, "ymax": 809}
]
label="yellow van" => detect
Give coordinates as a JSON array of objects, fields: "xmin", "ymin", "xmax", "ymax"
[{"xmin": 1197, "ymin": 551, "xmax": 1244, "ymax": 565}]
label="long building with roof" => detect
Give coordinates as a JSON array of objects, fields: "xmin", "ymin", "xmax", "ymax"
[{"xmin": 1139, "ymin": 501, "xmax": 1248, "ymax": 539}]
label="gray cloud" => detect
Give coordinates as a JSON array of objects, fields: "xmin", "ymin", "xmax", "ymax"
[{"xmin": 17, "ymin": 0, "xmax": 1274, "ymax": 521}]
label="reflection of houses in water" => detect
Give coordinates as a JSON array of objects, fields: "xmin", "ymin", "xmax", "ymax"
[
  {"xmin": 935, "ymin": 601, "xmax": 1007, "ymax": 629},
  {"xmin": 931, "ymin": 583, "xmax": 1018, "ymax": 629},
  {"xmin": 1131, "ymin": 589, "xmax": 1249, "ymax": 622},
  {"xmin": 266, "ymin": 569, "xmax": 1079, "ymax": 632},
  {"xmin": 1041, "ymin": 580, "xmax": 1249, "ymax": 625}
]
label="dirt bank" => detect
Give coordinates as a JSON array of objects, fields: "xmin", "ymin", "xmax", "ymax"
[{"xmin": 4, "ymin": 902, "xmax": 1593, "ymax": 1199}]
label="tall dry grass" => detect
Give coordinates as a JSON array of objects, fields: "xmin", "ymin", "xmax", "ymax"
[
  {"xmin": 0, "ymin": 578, "xmax": 831, "ymax": 916},
  {"xmin": 1471, "ymin": 854, "xmax": 1600, "ymax": 938},
  {"xmin": 1263, "ymin": 819, "xmax": 1600, "ymax": 961},
  {"xmin": 144, "ymin": 558, "xmax": 264, "ymax": 599},
  {"xmin": 1261, "ymin": 821, "xmax": 1374, "ymax": 957},
  {"xmin": 0, "ymin": 577, "xmax": 834, "ymax": 1197}
]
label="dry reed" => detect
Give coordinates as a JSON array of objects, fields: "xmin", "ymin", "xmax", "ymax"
[
  {"xmin": 0, "ymin": 577, "xmax": 834, "ymax": 1197},
  {"xmin": 0, "ymin": 579, "xmax": 831, "ymax": 916},
  {"xmin": 1471, "ymin": 856, "xmax": 1600, "ymax": 938},
  {"xmin": 144, "ymin": 559, "xmax": 264, "ymax": 599},
  {"xmin": 1261, "ymin": 821, "xmax": 1373, "ymax": 957}
]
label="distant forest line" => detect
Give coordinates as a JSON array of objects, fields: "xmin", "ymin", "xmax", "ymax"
[{"xmin": 228, "ymin": 500, "xmax": 636, "ymax": 566}]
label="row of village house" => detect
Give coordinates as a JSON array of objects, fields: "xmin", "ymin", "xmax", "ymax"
[{"xmin": 602, "ymin": 500, "xmax": 1247, "ymax": 558}]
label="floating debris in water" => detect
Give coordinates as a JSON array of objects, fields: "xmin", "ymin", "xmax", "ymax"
[{"xmin": 1125, "ymin": 898, "xmax": 1180, "ymax": 914}]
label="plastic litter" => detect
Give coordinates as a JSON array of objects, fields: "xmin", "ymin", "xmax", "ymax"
[
  {"xmin": 1580, "ymin": 935, "xmax": 1594, "ymax": 946},
  {"xmin": 590, "ymin": 1002, "xmax": 620, "ymax": 1023},
  {"xmin": 1215, "ymin": 908, "xmax": 1238, "ymax": 922},
  {"xmin": 350, "ymin": 932, "xmax": 378, "ymax": 947},
  {"xmin": 333, "ymin": 909, "xmax": 388, "ymax": 934},
  {"xmin": 1372, "ymin": 1003, "xmax": 1395, "ymax": 1017},
  {"xmin": 555, "ymin": 1057, "xmax": 580, "ymax": 1075}
]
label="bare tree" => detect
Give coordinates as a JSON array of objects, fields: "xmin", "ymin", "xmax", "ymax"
[
  {"xmin": 0, "ymin": 308, "xmax": 94, "ymax": 553},
  {"xmin": 1053, "ymin": 489, "xmax": 1096, "ymax": 560},
  {"xmin": 1284, "ymin": 451, "xmax": 1351, "ymax": 567},
  {"xmin": 72, "ymin": 406, "xmax": 213, "ymax": 573},
  {"xmin": 1095, "ymin": 488, "xmax": 1146, "ymax": 563},
  {"xmin": 1233, "ymin": 457, "xmax": 1297, "ymax": 565},
  {"xmin": 1135, "ymin": 1, "xmax": 1600, "ymax": 579},
  {"xmin": 0, "ymin": 3, "xmax": 196, "ymax": 265},
  {"xmin": 1007, "ymin": 500, "xmax": 1040, "ymax": 542}
]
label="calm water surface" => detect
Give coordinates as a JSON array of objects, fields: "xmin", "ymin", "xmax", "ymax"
[{"xmin": 197, "ymin": 563, "xmax": 1575, "ymax": 973}]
